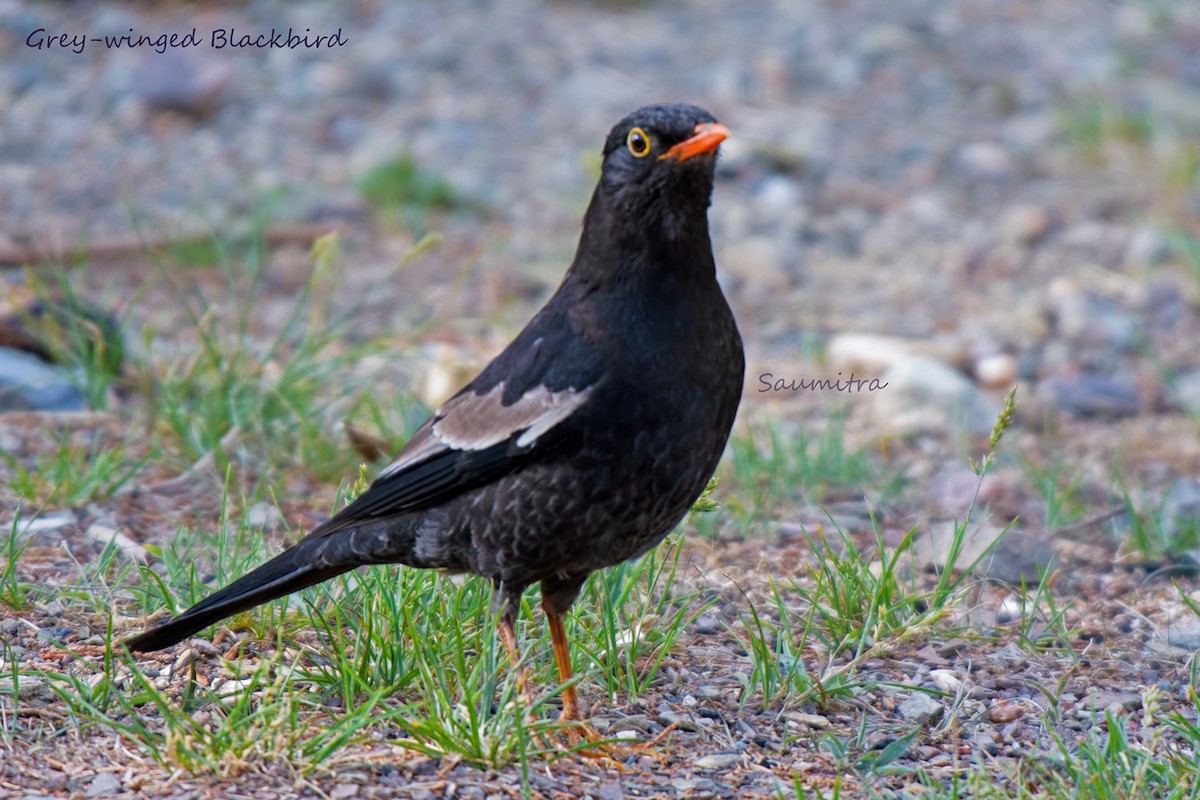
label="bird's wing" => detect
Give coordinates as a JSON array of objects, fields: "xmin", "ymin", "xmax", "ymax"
[{"xmin": 326, "ymin": 311, "xmax": 602, "ymax": 526}]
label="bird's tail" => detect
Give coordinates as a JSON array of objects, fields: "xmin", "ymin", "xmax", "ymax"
[{"xmin": 123, "ymin": 519, "xmax": 410, "ymax": 652}]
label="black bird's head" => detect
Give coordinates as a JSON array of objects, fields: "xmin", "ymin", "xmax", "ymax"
[{"xmin": 575, "ymin": 103, "xmax": 728, "ymax": 284}]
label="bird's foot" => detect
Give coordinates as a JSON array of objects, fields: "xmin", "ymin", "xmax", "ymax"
[{"xmin": 554, "ymin": 716, "xmax": 678, "ymax": 765}]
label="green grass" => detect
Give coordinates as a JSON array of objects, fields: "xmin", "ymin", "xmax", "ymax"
[
  {"xmin": 724, "ymin": 414, "xmax": 903, "ymax": 530},
  {"xmin": 0, "ymin": 515, "xmax": 32, "ymax": 610},
  {"xmin": 1, "ymin": 427, "xmax": 151, "ymax": 509}
]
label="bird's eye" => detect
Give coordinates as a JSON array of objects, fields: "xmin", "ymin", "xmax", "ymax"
[{"xmin": 626, "ymin": 127, "xmax": 651, "ymax": 158}]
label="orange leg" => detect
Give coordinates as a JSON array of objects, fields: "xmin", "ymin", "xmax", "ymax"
[
  {"xmin": 541, "ymin": 598, "xmax": 676, "ymax": 762},
  {"xmin": 497, "ymin": 615, "xmax": 535, "ymax": 705},
  {"xmin": 544, "ymin": 601, "xmax": 581, "ymax": 721}
]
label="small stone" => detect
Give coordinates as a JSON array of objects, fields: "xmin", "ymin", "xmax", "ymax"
[
  {"xmin": 975, "ymin": 353, "xmax": 1018, "ymax": 389},
  {"xmin": 1163, "ymin": 619, "xmax": 1200, "ymax": 651},
  {"xmin": 911, "ymin": 521, "xmax": 1017, "ymax": 578},
  {"xmin": 921, "ymin": 469, "xmax": 1004, "ymax": 517},
  {"xmin": 610, "ymin": 714, "xmax": 653, "ymax": 735},
  {"xmin": 0, "ymin": 348, "xmax": 87, "ymax": 411},
  {"xmin": 1125, "ymin": 227, "xmax": 1169, "ymax": 266},
  {"xmin": 1160, "ymin": 479, "xmax": 1200, "ymax": 542},
  {"xmin": 931, "ymin": 638, "xmax": 969, "ymax": 657},
  {"xmin": 330, "ymin": 784, "xmax": 359, "ymax": 800},
  {"xmin": 246, "ymin": 502, "xmax": 283, "ymax": 530},
  {"xmin": 85, "ymin": 773, "xmax": 122, "ymax": 797},
  {"xmin": 0, "ymin": 675, "xmax": 51, "ymax": 701},
  {"xmin": 999, "ymin": 206, "xmax": 1050, "ymax": 246},
  {"xmin": 827, "ymin": 333, "xmax": 964, "ymax": 375},
  {"xmin": 1037, "ymin": 374, "xmax": 1140, "ymax": 419},
  {"xmin": 930, "ymin": 669, "xmax": 963, "ymax": 694},
  {"xmin": 997, "ymin": 596, "xmax": 1028, "ymax": 624},
  {"xmin": 85, "ymin": 524, "xmax": 147, "ymax": 563},
  {"xmin": 987, "ymin": 700, "xmax": 1026, "ymax": 724},
  {"xmin": 597, "ymin": 782, "xmax": 624, "ymax": 800},
  {"xmin": 1089, "ymin": 690, "xmax": 1142, "ymax": 715},
  {"xmin": 783, "ymin": 711, "xmax": 831, "ymax": 729},
  {"xmin": 134, "ymin": 51, "xmax": 230, "ymax": 117},
  {"xmin": 898, "ymin": 692, "xmax": 944, "ymax": 726},
  {"xmin": 958, "ymin": 142, "xmax": 1013, "ymax": 178},
  {"xmin": 693, "ymin": 753, "xmax": 742, "ymax": 770},
  {"xmin": 753, "ymin": 175, "xmax": 804, "ymax": 216},
  {"xmin": 1170, "ymin": 369, "xmax": 1200, "ymax": 415},
  {"xmin": 872, "ymin": 356, "xmax": 1000, "ymax": 436},
  {"xmin": 657, "ymin": 711, "xmax": 700, "ymax": 732}
]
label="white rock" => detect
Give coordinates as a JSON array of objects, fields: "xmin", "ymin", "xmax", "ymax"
[
  {"xmin": 1125, "ymin": 227, "xmax": 1169, "ymax": 267},
  {"xmin": 872, "ymin": 356, "xmax": 1000, "ymax": 436},
  {"xmin": 693, "ymin": 753, "xmax": 742, "ymax": 770},
  {"xmin": 930, "ymin": 669, "xmax": 963, "ymax": 694},
  {"xmin": 246, "ymin": 502, "xmax": 283, "ymax": 529},
  {"xmin": 85, "ymin": 524, "xmax": 147, "ymax": 563},
  {"xmin": 974, "ymin": 353, "xmax": 1018, "ymax": 389},
  {"xmin": 827, "ymin": 334, "xmax": 964, "ymax": 375},
  {"xmin": 958, "ymin": 142, "xmax": 1013, "ymax": 178}
]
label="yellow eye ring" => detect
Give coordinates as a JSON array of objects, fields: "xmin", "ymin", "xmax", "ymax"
[{"xmin": 627, "ymin": 127, "xmax": 651, "ymax": 158}]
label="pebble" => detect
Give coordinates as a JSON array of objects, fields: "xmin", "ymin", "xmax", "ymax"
[
  {"xmin": 692, "ymin": 753, "xmax": 742, "ymax": 770},
  {"xmin": 1037, "ymin": 373, "xmax": 1141, "ymax": 419},
  {"xmin": 872, "ymin": 356, "xmax": 1000, "ymax": 436},
  {"xmin": 957, "ymin": 142, "xmax": 1013, "ymax": 178},
  {"xmin": 999, "ymin": 205, "xmax": 1051, "ymax": 246},
  {"xmin": 657, "ymin": 711, "xmax": 700, "ymax": 732},
  {"xmin": 1125, "ymin": 226, "xmax": 1170, "ymax": 266},
  {"xmin": 133, "ymin": 51, "xmax": 231, "ymax": 117},
  {"xmin": 974, "ymin": 353, "xmax": 1018, "ymax": 389},
  {"xmin": 930, "ymin": 669, "xmax": 963, "ymax": 694},
  {"xmin": 898, "ymin": 691, "xmax": 944, "ymax": 726},
  {"xmin": 987, "ymin": 700, "xmax": 1026, "ymax": 724},
  {"xmin": 84, "ymin": 524, "xmax": 147, "ymax": 563},
  {"xmin": 827, "ymin": 334, "xmax": 962, "ymax": 375},
  {"xmin": 0, "ymin": 675, "xmax": 51, "ymax": 701},
  {"xmin": 920, "ymin": 469, "xmax": 1004, "ymax": 517},
  {"xmin": 597, "ymin": 782, "xmax": 624, "ymax": 800},
  {"xmin": 1161, "ymin": 479, "xmax": 1200, "ymax": 541},
  {"xmin": 1164, "ymin": 619, "xmax": 1200, "ymax": 651},
  {"xmin": 0, "ymin": 348, "xmax": 87, "ymax": 412},
  {"xmin": 1172, "ymin": 369, "xmax": 1200, "ymax": 415},
  {"xmin": 782, "ymin": 711, "xmax": 831, "ymax": 729},
  {"xmin": 85, "ymin": 773, "xmax": 122, "ymax": 797},
  {"xmin": 246, "ymin": 501, "xmax": 284, "ymax": 530}
]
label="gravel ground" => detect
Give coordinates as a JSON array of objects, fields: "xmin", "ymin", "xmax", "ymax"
[{"xmin": 4, "ymin": 0, "xmax": 1200, "ymax": 797}]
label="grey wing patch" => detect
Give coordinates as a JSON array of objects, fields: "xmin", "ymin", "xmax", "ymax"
[
  {"xmin": 376, "ymin": 419, "xmax": 443, "ymax": 479},
  {"xmin": 435, "ymin": 383, "xmax": 593, "ymax": 450},
  {"xmin": 377, "ymin": 383, "xmax": 592, "ymax": 479}
]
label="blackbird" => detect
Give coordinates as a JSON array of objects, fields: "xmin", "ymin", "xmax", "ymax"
[{"xmin": 125, "ymin": 103, "xmax": 745, "ymax": 725}]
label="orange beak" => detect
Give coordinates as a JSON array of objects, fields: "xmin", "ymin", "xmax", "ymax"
[{"xmin": 659, "ymin": 121, "xmax": 730, "ymax": 163}]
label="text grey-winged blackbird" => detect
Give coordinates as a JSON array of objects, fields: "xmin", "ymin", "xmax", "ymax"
[{"xmin": 125, "ymin": 103, "xmax": 745, "ymax": 724}]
